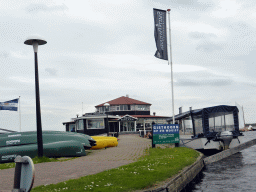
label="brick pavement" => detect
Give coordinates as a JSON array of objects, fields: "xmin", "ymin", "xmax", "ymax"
[{"xmin": 0, "ymin": 135, "xmax": 151, "ymax": 191}]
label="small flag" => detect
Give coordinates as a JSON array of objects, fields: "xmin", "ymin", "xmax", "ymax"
[
  {"xmin": 0, "ymin": 98, "xmax": 19, "ymax": 111},
  {"xmin": 153, "ymin": 8, "xmax": 168, "ymax": 60}
]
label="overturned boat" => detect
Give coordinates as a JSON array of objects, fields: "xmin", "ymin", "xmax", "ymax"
[
  {"xmin": 0, "ymin": 131, "xmax": 96, "ymax": 163},
  {"xmin": 167, "ymin": 105, "xmax": 244, "ymax": 151}
]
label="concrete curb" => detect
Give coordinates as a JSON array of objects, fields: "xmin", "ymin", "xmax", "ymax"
[
  {"xmin": 137, "ymin": 153, "xmax": 204, "ymax": 192},
  {"xmin": 204, "ymin": 138, "xmax": 256, "ymax": 165}
]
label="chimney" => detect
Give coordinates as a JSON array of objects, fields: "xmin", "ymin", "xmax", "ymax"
[
  {"xmin": 126, "ymin": 94, "xmax": 129, "ymax": 98},
  {"xmin": 153, "ymin": 112, "xmax": 156, "ymax": 116},
  {"xmin": 179, "ymin": 107, "xmax": 182, "ymax": 114},
  {"xmin": 189, "ymin": 107, "xmax": 192, "ymax": 111}
]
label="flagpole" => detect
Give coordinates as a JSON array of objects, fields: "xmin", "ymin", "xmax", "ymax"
[
  {"xmin": 19, "ymin": 96, "xmax": 21, "ymax": 132},
  {"xmin": 167, "ymin": 9, "xmax": 175, "ymax": 124}
]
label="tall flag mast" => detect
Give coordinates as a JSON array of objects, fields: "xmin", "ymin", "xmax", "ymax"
[{"xmin": 153, "ymin": 8, "xmax": 175, "ymax": 124}]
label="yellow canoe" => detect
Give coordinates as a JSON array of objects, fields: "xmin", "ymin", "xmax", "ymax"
[
  {"xmin": 90, "ymin": 136, "xmax": 118, "ymax": 149},
  {"xmin": 90, "ymin": 139, "xmax": 107, "ymax": 149}
]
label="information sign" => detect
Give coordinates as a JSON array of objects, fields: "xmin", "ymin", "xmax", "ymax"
[{"xmin": 153, "ymin": 124, "xmax": 179, "ymax": 144}]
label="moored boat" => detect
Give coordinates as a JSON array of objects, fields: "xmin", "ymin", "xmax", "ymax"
[{"xmin": 167, "ymin": 105, "xmax": 244, "ymax": 151}]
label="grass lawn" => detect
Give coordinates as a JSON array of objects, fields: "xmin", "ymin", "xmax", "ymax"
[{"xmin": 31, "ymin": 147, "xmax": 200, "ymax": 192}]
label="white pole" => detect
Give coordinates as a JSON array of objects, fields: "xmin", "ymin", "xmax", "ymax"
[
  {"xmin": 19, "ymin": 96, "xmax": 21, "ymax": 132},
  {"xmin": 167, "ymin": 9, "xmax": 175, "ymax": 124}
]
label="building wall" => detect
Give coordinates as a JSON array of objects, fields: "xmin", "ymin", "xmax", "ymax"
[
  {"xmin": 107, "ymin": 111, "xmax": 150, "ymax": 116},
  {"xmin": 96, "ymin": 104, "xmax": 151, "ymax": 114},
  {"xmin": 75, "ymin": 118, "xmax": 108, "ymax": 136}
]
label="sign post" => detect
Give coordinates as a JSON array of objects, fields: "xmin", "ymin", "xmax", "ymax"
[{"xmin": 152, "ymin": 124, "xmax": 179, "ymax": 148}]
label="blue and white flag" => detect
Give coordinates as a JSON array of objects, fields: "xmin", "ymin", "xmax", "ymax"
[
  {"xmin": 153, "ymin": 8, "xmax": 168, "ymax": 60},
  {"xmin": 0, "ymin": 98, "xmax": 19, "ymax": 111}
]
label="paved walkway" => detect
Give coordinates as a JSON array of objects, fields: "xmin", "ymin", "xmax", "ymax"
[{"xmin": 0, "ymin": 135, "xmax": 151, "ymax": 191}]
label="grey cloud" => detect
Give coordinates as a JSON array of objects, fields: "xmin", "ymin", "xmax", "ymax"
[
  {"xmin": 0, "ymin": 51, "xmax": 9, "ymax": 58},
  {"xmin": 45, "ymin": 68, "xmax": 57, "ymax": 76},
  {"xmin": 25, "ymin": 3, "xmax": 68, "ymax": 13},
  {"xmin": 175, "ymin": 78, "xmax": 233, "ymax": 87},
  {"xmin": 189, "ymin": 32, "xmax": 217, "ymax": 39},
  {"xmin": 196, "ymin": 42, "xmax": 222, "ymax": 52},
  {"xmin": 228, "ymin": 22, "xmax": 253, "ymax": 37},
  {"xmin": 150, "ymin": 0, "xmax": 215, "ymax": 11},
  {"xmin": 171, "ymin": 0, "xmax": 214, "ymax": 7}
]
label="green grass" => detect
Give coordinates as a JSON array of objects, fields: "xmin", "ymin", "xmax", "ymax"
[
  {"xmin": 31, "ymin": 147, "xmax": 200, "ymax": 192},
  {"xmin": 0, "ymin": 156, "xmax": 77, "ymax": 170}
]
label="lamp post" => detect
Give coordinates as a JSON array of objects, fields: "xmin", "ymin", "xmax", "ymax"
[
  {"xmin": 104, "ymin": 103, "xmax": 110, "ymax": 136},
  {"xmin": 24, "ymin": 36, "xmax": 47, "ymax": 158}
]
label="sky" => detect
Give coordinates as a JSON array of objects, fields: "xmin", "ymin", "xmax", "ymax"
[{"xmin": 0, "ymin": 0, "xmax": 255, "ymax": 132}]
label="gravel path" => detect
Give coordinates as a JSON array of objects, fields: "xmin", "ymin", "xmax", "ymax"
[{"xmin": 0, "ymin": 135, "xmax": 151, "ymax": 191}]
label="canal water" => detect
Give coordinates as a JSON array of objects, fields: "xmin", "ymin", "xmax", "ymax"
[{"xmin": 190, "ymin": 131, "xmax": 256, "ymax": 192}]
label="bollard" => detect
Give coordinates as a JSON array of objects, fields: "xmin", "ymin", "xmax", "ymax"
[
  {"xmin": 12, "ymin": 156, "xmax": 35, "ymax": 192},
  {"xmin": 152, "ymin": 122, "xmax": 155, "ymax": 148}
]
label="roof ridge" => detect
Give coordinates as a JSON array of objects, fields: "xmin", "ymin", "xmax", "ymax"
[{"xmin": 95, "ymin": 96, "xmax": 151, "ymax": 107}]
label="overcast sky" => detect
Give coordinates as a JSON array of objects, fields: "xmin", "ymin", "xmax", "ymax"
[{"xmin": 0, "ymin": 0, "xmax": 255, "ymax": 132}]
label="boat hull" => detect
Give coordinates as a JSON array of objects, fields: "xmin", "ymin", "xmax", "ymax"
[
  {"xmin": 0, "ymin": 131, "xmax": 96, "ymax": 163},
  {"xmin": 179, "ymin": 135, "xmax": 244, "ymax": 151}
]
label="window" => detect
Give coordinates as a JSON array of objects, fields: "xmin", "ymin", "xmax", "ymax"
[
  {"xmin": 209, "ymin": 112, "xmax": 235, "ymax": 132},
  {"xmin": 110, "ymin": 106, "xmax": 115, "ymax": 111},
  {"xmin": 120, "ymin": 105, "xmax": 129, "ymax": 111},
  {"xmin": 69, "ymin": 124, "xmax": 75, "ymax": 132},
  {"xmin": 87, "ymin": 119, "xmax": 105, "ymax": 129},
  {"xmin": 193, "ymin": 115, "xmax": 203, "ymax": 135},
  {"xmin": 137, "ymin": 105, "xmax": 149, "ymax": 111},
  {"xmin": 225, "ymin": 113, "xmax": 234, "ymax": 131},
  {"xmin": 98, "ymin": 107, "xmax": 105, "ymax": 113},
  {"xmin": 181, "ymin": 117, "xmax": 193, "ymax": 134},
  {"xmin": 137, "ymin": 105, "xmax": 145, "ymax": 110},
  {"xmin": 76, "ymin": 120, "xmax": 84, "ymax": 130}
]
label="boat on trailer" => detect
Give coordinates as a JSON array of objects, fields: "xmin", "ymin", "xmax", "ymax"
[
  {"xmin": 167, "ymin": 105, "xmax": 244, "ymax": 151},
  {"xmin": 0, "ymin": 131, "xmax": 96, "ymax": 163}
]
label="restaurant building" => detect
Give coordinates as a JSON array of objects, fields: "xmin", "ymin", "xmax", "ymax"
[{"xmin": 63, "ymin": 95, "xmax": 170, "ymax": 136}]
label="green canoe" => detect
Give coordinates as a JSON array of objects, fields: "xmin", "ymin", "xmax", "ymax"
[{"xmin": 0, "ymin": 131, "xmax": 96, "ymax": 163}]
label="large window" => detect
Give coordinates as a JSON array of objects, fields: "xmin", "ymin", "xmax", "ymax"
[
  {"xmin": 87, "ymin": 119, "xmax": 104, "ymax": 129},
  {"xmin": 209, "ymin": 112, "xmax": 235, "ymax": 132}
]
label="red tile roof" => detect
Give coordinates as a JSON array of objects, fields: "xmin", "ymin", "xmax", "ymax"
[{"xmin": 95, "ymin": 96, "xmax": 151, "ymax": 107}]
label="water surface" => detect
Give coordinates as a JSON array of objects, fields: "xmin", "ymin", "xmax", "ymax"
[{"xmin": 192, "ymin": 131, "xmax": 256, "ymax": 191}]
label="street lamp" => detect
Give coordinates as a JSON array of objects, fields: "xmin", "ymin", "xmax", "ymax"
[
  {"xmin": 104, "ymin": 103, "xmax": 110, "ymax": 136},
  {"xmin": 24, "ymin": 35, "xmax": 47, "ymax": 157}
]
